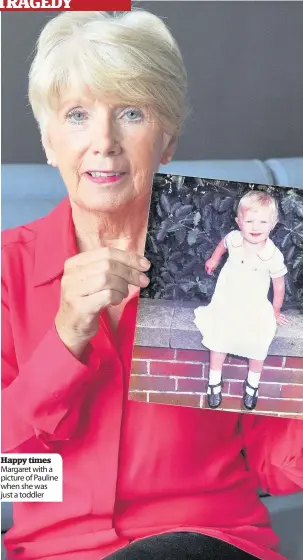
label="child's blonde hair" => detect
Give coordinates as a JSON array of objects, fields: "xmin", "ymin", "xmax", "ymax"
[{"xmin": 237, "ymin": 190, "xmax": 279, "ymax": 225}]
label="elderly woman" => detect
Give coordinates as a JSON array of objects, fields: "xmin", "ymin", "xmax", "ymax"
[{"xmin": 1, "ymin": 9, "xmax": 302, "ymax": 560}]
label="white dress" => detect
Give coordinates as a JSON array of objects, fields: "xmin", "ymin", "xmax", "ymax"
[{"xmin": 193, "ymin": 230, "xmax": 287, "ymax": 360}]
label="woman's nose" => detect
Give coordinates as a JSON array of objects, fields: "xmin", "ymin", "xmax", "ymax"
[{"xmin": 91, "ymin": 120, "xmax": 122, "ymax": 157}]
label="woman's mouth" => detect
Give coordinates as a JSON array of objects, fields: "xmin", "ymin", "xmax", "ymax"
[{"xmin": 85, "ymin": 171, "xmax": 126, "ymax": 184}]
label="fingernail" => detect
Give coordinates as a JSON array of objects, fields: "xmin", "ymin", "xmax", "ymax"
[
  {"xmin": 140, "ymin": 274, "xmax": 150, "ymax": 286},
  {"xmin": 140, "ymin": 258, "xmax": 151, "ymax": 269}
]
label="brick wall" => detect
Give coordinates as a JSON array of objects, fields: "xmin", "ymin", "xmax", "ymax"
[{"xmin": 130, "ymin": 348, "xmax": 303, "ymax": 418}]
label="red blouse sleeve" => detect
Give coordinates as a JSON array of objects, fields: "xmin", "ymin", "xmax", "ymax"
[
  {"xmin": 1, "ymin": 276, "xmax": 101, "ymax": 452},
  {"xmin": 241, "ymin": 413, "xmax": 303, "ymax": 495}
]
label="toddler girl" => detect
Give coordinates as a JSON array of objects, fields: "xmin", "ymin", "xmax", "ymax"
[{"xmin": 194, "ymin": 191, "xmax": 288, "ymax": 411}]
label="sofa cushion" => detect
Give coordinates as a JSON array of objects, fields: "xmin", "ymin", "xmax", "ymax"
[
  {"xmin": 265, "ymin": 158, "xmax": 303, "ymax": 188},
  {"xmin": 2, "ymin": 164, "xmax": 66, "ymax": 230},
  {"xmin": 3, "ymin": 158, "xmax": 302, "ymax": 231},
  {"xmin": 2, "ymin": 164, "xmax": 66, "ymax": 199},
  {"xmin": 159, "ymin": 159, "xmax": 274, "ymax": 184},
  {"xmin": 1, "ymin": 503, "xmax": 13, "ymax": 533}
]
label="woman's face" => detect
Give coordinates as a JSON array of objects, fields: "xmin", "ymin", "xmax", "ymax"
[{"xmin": 45, "ymin": 91, "xmax": 175, "ymax": 213}]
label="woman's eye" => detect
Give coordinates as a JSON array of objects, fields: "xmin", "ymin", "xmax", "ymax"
[
  {"xmin": 66, "ymin": 108, "xmax": 87, "ymax": 124},
  {"xmin": 120, "ymin": 108, "xmax": 144, "ymax": 122}
]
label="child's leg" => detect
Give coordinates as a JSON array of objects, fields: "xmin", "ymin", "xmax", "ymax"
[
  {"xmin": 207, "ymin": 351, "xmax": 227, "ymax": 409},
  {"xmin": 247, "ymin": 359, "xmax": 264, "ymax": 391},
  {"xmin": 210, "ymin": 351, "xmax": 227, "ymax": 371},
  {"xmin": 209, "ymin": 351, "xmax": 227, "ymax": 388},
  {"xmin": 243, "ymin": 359, "xmax": 264, "ymax": 411}
]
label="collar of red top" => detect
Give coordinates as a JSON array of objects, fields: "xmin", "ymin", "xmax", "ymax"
[{"xmin": 34, "ymin": 197, "xmax": 78, "ymax": 287}]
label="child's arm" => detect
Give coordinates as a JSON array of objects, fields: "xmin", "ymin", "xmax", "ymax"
[
  {"xmin": 205, "ymin": 239, "xmax": 227, "ymax": 275},
  {"xmin": 272, "ymin": 276, "xmax": 288, "ymax": 325}
]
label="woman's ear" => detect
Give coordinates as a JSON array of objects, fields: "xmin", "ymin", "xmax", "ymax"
[
  {"xmin": 160, "ymin": 133, "xmax": 178, "ymax": 165},
  {"xmin": 45, "ymin": 149, "xmax": 58, "ymax": 168},
  {"xmin": 235, "ymin": 217, "xmax": 239, "ymax": 226},
  {"xmin": 42, "ymin": 131, "xmax": 58, "ymax": 168}
]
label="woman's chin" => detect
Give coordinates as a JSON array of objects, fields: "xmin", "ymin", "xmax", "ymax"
[{"xmin": 73, "ymin": 189, "xmax": 140, "ymax": 214}]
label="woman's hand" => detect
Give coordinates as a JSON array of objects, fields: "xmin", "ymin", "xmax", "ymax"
[
  {"xmin": 55, "ymin": 248, "xmax": 150, "ymax": 359},
  {"xmin": 274, "ymin": 309, "xmax": 289, "ymax": 326},
  {"xmin": 205, "ymin": 258, "xmax": 219, "ymax": 275}
]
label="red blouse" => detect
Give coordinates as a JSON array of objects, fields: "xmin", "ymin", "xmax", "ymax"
[{"xmin": 2, "ymin": 198, "xmax": 302, "ymax": 560}]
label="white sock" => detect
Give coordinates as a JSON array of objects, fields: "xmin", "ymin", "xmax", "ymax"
[
  {"xmin": 246, "ymin": 370, "xmax": 261, "ymax": 396},
  {"xmin": 208, "ymin": 369, "xmax": 222, "ymax": 394}
]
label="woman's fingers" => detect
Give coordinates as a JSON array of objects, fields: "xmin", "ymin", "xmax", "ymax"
[
  {"xmin": 65, "ymin": 246, "xmax": 150, "ymax": 272},
  {"xmin": 63, "ymin": 261, "xmax": 149, "ymax": 298},
  {"xmin": 85, "ymin": 288, "xmax": 129, "ymax": 314},
  {"xmin": 55, "ymin": 248, "xmax": 151, "ymax": 358}
]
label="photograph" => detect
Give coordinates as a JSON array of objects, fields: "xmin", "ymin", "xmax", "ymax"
[{"xmin": 130, "ymin": 173, "xmax": 303, "ymax": 418}]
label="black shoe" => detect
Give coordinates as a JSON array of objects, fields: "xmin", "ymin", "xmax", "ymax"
[
  {"xmin": 206, "ymin": 381, "xmax": 223, "ymax": 409},
  {"xmin": 243, "ymin": 379, "xmax": 259, "ymax": 411}
]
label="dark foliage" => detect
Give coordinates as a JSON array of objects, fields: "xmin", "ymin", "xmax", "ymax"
[{"xmin": 140, "ymin": 174, "xmax": 303, "ymax": 313}]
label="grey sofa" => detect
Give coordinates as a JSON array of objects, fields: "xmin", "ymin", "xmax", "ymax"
[
  {"xmin": 2, "ymin": 157, "xmax": 303, "ymax": 230},
  {"xmin": 2, "ymin": 157, "xmax": 303, "ymax": 559}
]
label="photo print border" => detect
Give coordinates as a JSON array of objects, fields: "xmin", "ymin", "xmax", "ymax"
[{"xmin": 129, "ymin": 174, "xmax": 303, "ymax": 419}]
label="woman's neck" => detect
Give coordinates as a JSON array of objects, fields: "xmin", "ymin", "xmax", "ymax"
[{"xmin": 70, "ymin": 199, "xmax": 149, "ymax": 255}]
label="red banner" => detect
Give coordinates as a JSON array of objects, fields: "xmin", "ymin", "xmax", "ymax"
[{"xmin": 0, "ymin": 0, "xmax": 131, "ymax": 10}]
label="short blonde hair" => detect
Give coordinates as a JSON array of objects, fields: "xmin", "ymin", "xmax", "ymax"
[
  {"xmin": 237, "ymin": 190, "xmax": 279, "ymax": 224},
  {"xmin": 28, "ymin": 10, "xmax": 188, "ymax": 135}
]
